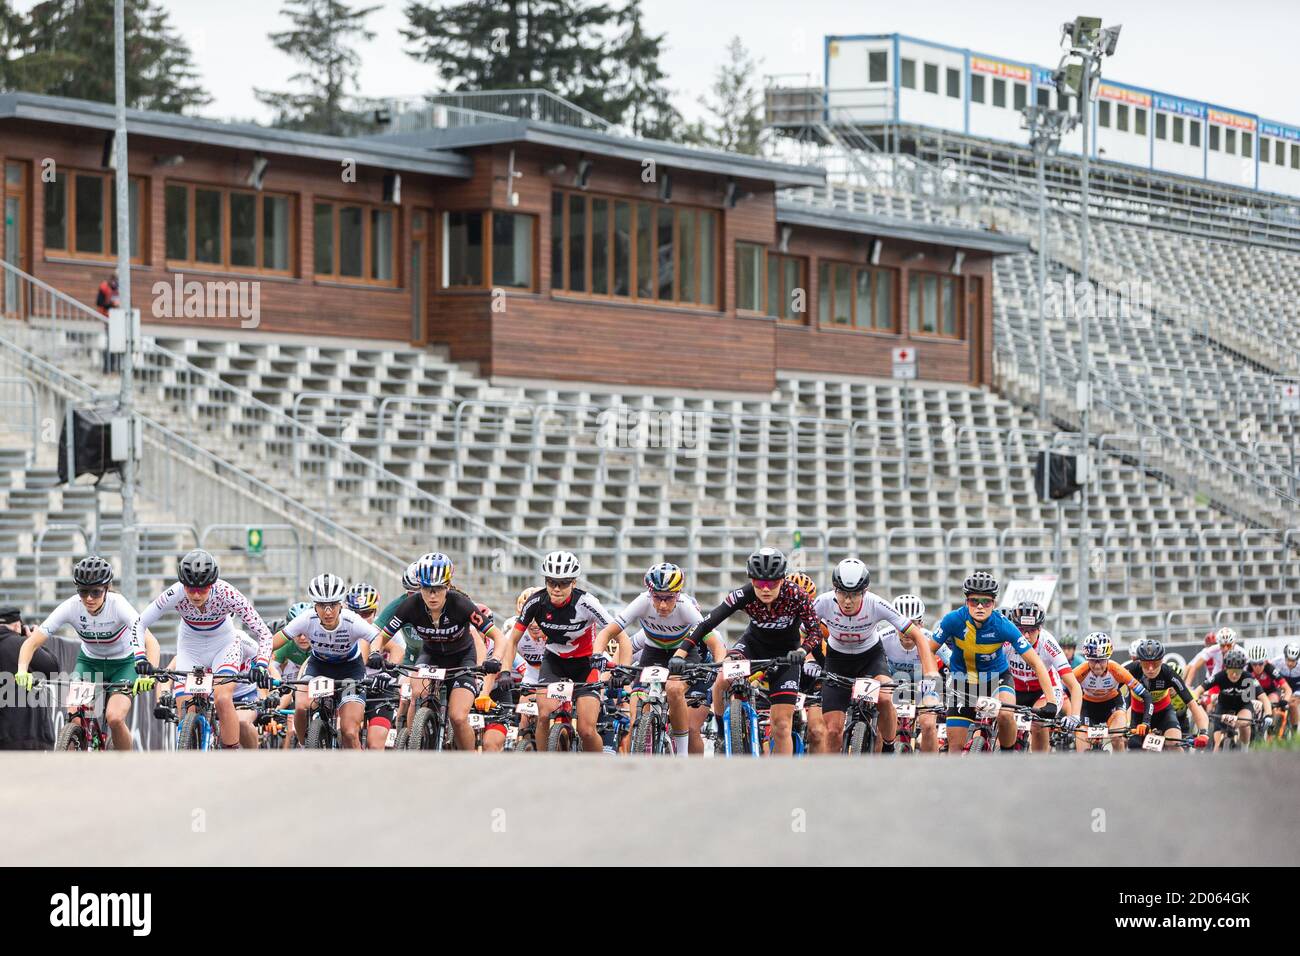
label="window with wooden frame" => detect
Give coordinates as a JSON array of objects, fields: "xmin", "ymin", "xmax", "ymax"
[
  {"xmin": 908, "ymin": 271, "xmax": 962, "ymax": 338},
  {"xmin": 817, "ymin": 260, "xmax": 896, "ymax": 332},
  {"xmin": 735, "ymin": 241, "xmax": 765, "ymax": 312},
  {"xmin": 163, "ymin": 182, "xmax": 296, "ymax": 276},
  {"xmin": 767, "ymin": 252, "xmax": 807, "ymax": 323},
  {"xmin": 43, "ymin": 169, "xmax": 145, "ymax": 261},
  {"xmin": 442, "ymin": 209, "xmax": 536, "ymax": 290},
  {"xmin": 550, "ymin": 188, "xmax": 718, "ymax": 308},
  {"xmin": 308, "ymin": 197, "xmax": 394, "ymax": 285}
]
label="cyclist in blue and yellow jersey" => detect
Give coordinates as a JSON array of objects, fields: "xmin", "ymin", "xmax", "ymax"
[{"xmin": 929, "ymin": 571, "xmax": 1058, "ymax": 754}]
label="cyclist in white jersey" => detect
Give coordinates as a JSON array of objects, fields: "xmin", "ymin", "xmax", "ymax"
[
  {"xmin": 15, "ymin": 556, "xmax": 160, "ymax": 751},
  {"xmin": 159, "ymin": 632, "xmax": 277, "ymax": 749},
  {"xmin": 1002, "ymin": 602, "xmax": 1081, "ymax": 752},
  {"xmin": 875, "ymin": 594, "xmax": 950, "ymax": 752},
  {"xmin": 1185, "ymin": 627, "xmax": 1239, "ymax": 686},
  {"xmin": 813, "ymin": 559, "xmax": 938, "ymax": 754},
  {"xmin": 595, "ymin": 563, "xmax": 725, "ymax": 757},
  {"xmin": 493, "ymin": 587, "xmax": 547, "ymax": 745},
  {"xmin": 274, "ymin": 573, "xmax": 379, "ymax": 749},
  {"xmin": 134, "ymin": 550, "xmax": 273, "ymax": 749}
]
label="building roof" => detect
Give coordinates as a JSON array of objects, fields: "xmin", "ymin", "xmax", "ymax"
[
  {"xmin": 776, "ymin": 199, "xmax": 1032, "ymax": 255},
  {"xmin": 363, "ymin": 118, "xmax": 827, "ymax": 188},
  {"xmin": 0, "ymin": 91, "xmax": 473, "ymax": 179}
]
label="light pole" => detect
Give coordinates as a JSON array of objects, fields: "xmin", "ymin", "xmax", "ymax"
[
  {"xmin": 1020, "ymin": 104, "xmax": 1076, "ymax": 422},
  {"xmin": 113, "ymin": 0, "xmax": 138, "ymax": 604},
  {"xmin": 1056, "ymin": 16, "xmax": 1121, "ymax": 638}
]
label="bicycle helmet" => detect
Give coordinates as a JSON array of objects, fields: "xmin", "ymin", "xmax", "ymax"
[
  {"xmin": 401, "ymin": 561, "xmax": 421, "ymax": 592},
  {"xmin": 1215, "ymin": 626, "xmax": 1238, "ymax": 647},
  {"xmin": 346, "ymin": 583, "xmax": 379, "ymax": 614},
  {"xmin": 417, "ymin": 552, "xmax": 455, "ymax": 588},
  {"xmin": 1285, "ymin": 643, "xmax": 1300, "ymax": 661},
  {"xmin": 178, "ymin": 549, "xmax": 219, "ymax": 588},
  {"xmin": 962, "ymin": 570, "xmax": 999, "ymax": 597},
  {"xmin": 1223, "ymin": 648, "xmax": 1247, "ymax": 671},
  {"xmin": 892, "ymin": 594, "xmax": 925, "ymax": 623},
  {"xmin": 831, "ymin": 558, "xmax": 870, "ymax": 594},
  {"xmin": 287, "ymin": 601, "xmax": 312, "ymax": 622},
  {"xmin": 308, "ymin": 572, "xmax": 347, "ymax": 604},
  {"xmin": 1134, "ymin": 637, "xmax": 1164, "ymax": 662},
  {"xmin": 746, "ymin": 547, "xmax": 787, "ymax": 580},
  {"xmin": 644, "ymin": 562, "xmax": 684, "ymax": 594},
  {"xmin": 540, "ymin": 550, "xmax": 581, "ymax": 580},
  {"xmin": 72, "ymin": 555, "xmax": 114, "ymax": 588},
  {"xmin": 1011, "ymin": 601, "xmax": 1045, "ymax": 628},
  {"xmin": 1166, "ymin": 659, "xmax": 1184, "ymax": 678},
  {"xmin": 266, "ymin": 618, "xmax": 286, "ymax": 636},
  {"xmin": 786, "ymin": 571, "xmax": 817, "ymax": 599},
  {"xmin": 1247, "ymin": 644, "xmax": 1269, "ymax": 664},
  {"xmin": 1082, "ymin": 632, "xmax": 1113, "ymax": 661}
]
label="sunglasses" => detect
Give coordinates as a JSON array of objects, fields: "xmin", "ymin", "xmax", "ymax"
[
  {"xmin": 77, "ymin": 587, "xmax": 106, "ymax": 599},
  {"xmin": 183, "ymin": 585, "xmax": 211, "ymax": 596},
  {"xmin": 649, "ymin": 591, "xmax": 678, "ymax": 602},
  {"xmin": 751, "ymin": 579, "xmax": 781, "ymax": 589},
  {"xmin": 545, "ymin": 578, "xmax": 576, "ymax": 589},
  {"xmin": 966, "ymin": 597, "xmax": 995, "ymax": 608},
  {"xmin": 315, "ymin": 601, "xmax": 342, "ymax": 611}
]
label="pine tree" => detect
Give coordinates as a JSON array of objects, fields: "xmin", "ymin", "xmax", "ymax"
[
  {"xmin": 3, "ymin": 0, "xmax": 209, "ymax": 112},
  {"xmin": 254, "ymin": 0, "xmax": 381, "ymax": 136},
  {"xmin": 689, "ymin": 35, "xmax": 765, "ymax": 155},
  {"xmin": 402, "ymin": 0, "xmax": 621, "ymax": 125},
  {"xmin": 604, "ymin": 0, "xmax": 680, "ymax": 140}
]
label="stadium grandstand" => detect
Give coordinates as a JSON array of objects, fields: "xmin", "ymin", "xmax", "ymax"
[{"xmin": 1, "ymin": 22, "xmax": 1299, "ymax": 673}]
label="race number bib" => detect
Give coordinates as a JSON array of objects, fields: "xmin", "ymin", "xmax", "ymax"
[
  {"xmin": 896, "ymin": 702, "xmax": 916, "ymax": 719},
  {"xmin": 385, "ymin": 728, "xmax": 398, "ymax": 749},
  {"xmin": 416, "ymin": 666, "xmax": 446, "ymax": 680},
  {"xmin": 640, "ymin": 666, "xmax": 670, "ymax": 684},
  {"xmin": 722, "ymin": 660, "xmax": 750, "ymax": 679},
  {"xmin": 189, "ymin": 673, "xmax": 214, "ymax": 697},
  {"xmin": 1142, "ymin": 733, "xmax": 1165, "ymax": 752},
  {"xmin": 1087, "ymin": 724, "xmax": 1108, "ymax": 740},
  {"xmin": 515, "ymin": 700, "xmax": 539, "ymax": 716},
  {"xmin": 547, "ymin": 681, "xmax": 574, "ymax": 701},
  {"xmin": 308, "ymin": 676, "xmax": 335, "ymax": 699},
  {"xmin": 852, "ymin": 678, "xmax": 881, "ymax": 703},
  {"xmin": 468, "ymin": 713, "xmax": 485, "ymax": 730},
  {"xmin": 67, "ymin": 681, "xmax": 97, "ymax": 708},
  {"xmin": 974, "ymin": 696, "xmax": 1001, "ymax": 720}
]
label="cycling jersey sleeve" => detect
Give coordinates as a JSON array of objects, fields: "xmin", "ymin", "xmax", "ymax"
[
  {"xmin": 1168, "ymin": 669, "xmax": 1194, "ymax": 703},
  {"xmin": 133, "ymin": 584, "xmax": 183, "ymax": 647},
  {"xmin": 377, "ymin": 593, "xmax": 422, "ymax": 640},
  {"xmin": 1113, "ymin": 660, "xmax": 1146, "ymax": 698},
  {"xmin": 614, "ymin": 594, "xmax": 652, "ymax": 632},
  {"xmin": 682, "ymin": 587, "xmax": 748, "ymax": 652},
  {"xmin": 796, "ymin": 590, "xmax": 825, "ymax": 652},
  {"xmin": 225, "ymin": 583, "xmax": 273, "ymax": 664}
]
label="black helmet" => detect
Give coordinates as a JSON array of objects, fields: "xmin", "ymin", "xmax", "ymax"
[
  {"xmin": 1223, "ymin": 648, "xmax": 1247, "ymax": 670},
  {"xmin": 1134, "ymin": 637, "xmax": 1164, "ymax": 662},
  {"xmin": 962, "ymin": 570, "xmax": 999, "ymax": 597},
  {"xmin": 1011, "ymin": 601, "xmax": 1045, "ymax": 627},
  {"xmin": 178, "ymin": 549, "xmax": 220, "ymax": 588},
  {"xmin": 73, "ymin": 555, "xmax": 113, "ymax": 588},
  {"xmin": 746, "ymin": 547, "xmax": 787, "ymax": 580},
  {"xmin": 831, "ymin": 558, "xmax": 870, "ymax": 594}
]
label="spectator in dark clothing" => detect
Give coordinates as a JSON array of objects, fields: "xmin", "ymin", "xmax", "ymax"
[
  {"xmin": 95, "ymin": 271, "xmax": 119, "ymax": 317},
  {"xmin": 0, "ymin": 606, "xmax": 59, "ymax": 750}
]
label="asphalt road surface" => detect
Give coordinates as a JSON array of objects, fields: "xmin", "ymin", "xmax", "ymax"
[{"xmin": 1, "ymin": 752, "xmax": 1296, "ymax": 865}]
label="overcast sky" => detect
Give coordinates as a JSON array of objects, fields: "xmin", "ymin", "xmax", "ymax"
[{"xmin": 15, "ymin": 0, "xmax": 1297, "ymax": 125}]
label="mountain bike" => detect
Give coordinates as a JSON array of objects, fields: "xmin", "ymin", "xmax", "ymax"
[
  {"xmin": 42, "ymin": 678, "xmax": 136, "ymax": 752},
  {"xmin": 393, "ymin": 663, "xmax": 485, "ymax": 751}
]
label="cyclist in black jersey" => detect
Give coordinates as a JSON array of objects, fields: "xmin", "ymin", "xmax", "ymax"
[
  {"xmin": 670, "ymin": 548, "xmax": 825, "ymax": 755},
  {"xmin": 1193, "ymin": 648, "xmax": 1270, "ymax": 750},
  {"xmin": 1124, "ymin": 638, "xmax": 1209, "ymax": 750},
  {"xmin": 373, "ymin": 553, "xmax": 501, "ymax": 751}
]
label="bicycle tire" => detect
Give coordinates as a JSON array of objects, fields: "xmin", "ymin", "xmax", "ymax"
[
  {"xmin": 630, "ymin": 709, "xmax": 658, "ymax": 755},
  {"xmin": 177, "ymin": 713, "xmax": 206, "ymax": 751},
  {"xmin": 410, "ymin": 706, "xmax": 441, "ymax": 751},
  {"xmin": 395, "ymin": 727, "xmax": 411, "ymax": 751},
  {"xmin": 726, "ymin": 699, "xmax": 751, "ymax": 756},
  {"xmin": 55, "ymin": 721, "xmax": 87, "ymax": 752},
  {"xmin": 547, "ymin": 722, "xmax": 577, "ymax": 752},
  {"xmin": 967, "ymin": 732, "xmax": 987, "ymax": 753},
  {"xmin": 847, "ymin": 719, "xmax": 873, "ymax": 755},
  {"xmin": 306, "ymin": 714, "xmax": 334, "ymax": 749}
]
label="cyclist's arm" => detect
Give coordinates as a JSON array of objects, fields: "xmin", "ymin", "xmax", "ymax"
[
  {"xmin": 15, "ymin": 627, "xmax": 50, "ymax": 676},
  {"xmin": 1187, "ymin": 696, "xmax": 1209, "ymax": 734},
  {"xmin": 271, "ymin": 629, "xmax": 288, "ymax": 654},
  {"xmin": 676, "ymin": 598, "xmax": 739, "ymax": 657},
  {"xmin": 1060, "ymin": 667, "xmax": 1082, "ymax": 715},
  {"xmin": 703, "ymin": 631, "xmax": 726, "ymax": 665},
  {"xmin": 143, "ymin": 630, "xmax": 160, "ymax": 667},
  {"xmin": 594, "ymin": 619, "xmax": 624, "ymax": 657},
  {"xmin": 1022, "ymin": 647, "xmax": 1057, "ymax": 703},
  {"xmin": 900, "ymin": 621, "xmax": 938, "ymax": 681}
]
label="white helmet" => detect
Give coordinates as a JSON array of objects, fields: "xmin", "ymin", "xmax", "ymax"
[
  {"xmin": 1285, "ymin": 643, "xmax": 1300, "ymax": 661},
  {"xmin": 1247, "ymin": 644, "xmax": 1269, "ymax": 664},
  {"xmin": 831, "ymin": 558, "xmax": 870, "ymax": 593},
  {"xmin": 308, "ymin": 572, "xmax": 347, "ymax": 604},
  {"xmin": 892, "ymin": 594, "xmax": 925, "ymax": 622},
  {"xmin": 401, "ymin": 561, "xmax": 421, "ymax": 592},
  {"xmin": 541, "ymin": 550, "xmax": 581, "ymax": 579},
  {"xmin": 1215, "ymin": 626, "xmax": 1237, "ymax": 647}
]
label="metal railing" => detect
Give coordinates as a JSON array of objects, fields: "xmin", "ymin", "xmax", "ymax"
[{"xmin": 0, "ymin": 376, "xmax": 39, "ymax": 462}]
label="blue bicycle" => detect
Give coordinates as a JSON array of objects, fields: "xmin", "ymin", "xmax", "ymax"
[{"xmin": 696, "ymin": 658, "xmax": 785, "ymax": 757}]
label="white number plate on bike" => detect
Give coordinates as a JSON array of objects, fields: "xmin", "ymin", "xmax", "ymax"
[
  {"xmin": 640, "ymin": 666, "xmax": 670, "ymax": 684},
  {"xmin": 400, "ymin": 683, "xmax": 411, "ymax": 700},
  {"xmin": 506, "ymin": 726, "xmax": 519, "ymax": 743},
  {"xmin": 974, "ymin": 696, "xmax": 1001, "ymax": 720},
  {"xmin": 852, "ymin": 678, "xmax": 881, "ymax": 703},
  {"xmin": 547, "ymin": 681, "xmax": 574, "ymax": 701},
  {"xmin": 1142, "ymin": 733, "xmax": 1166, "ymax": 751},
  {"xmin": 1087, "ymin": 724, "xmax": 1108, "ymax": 739},
  {"xmin": 308, "ymin": 676, "xmax": 335, "ymax": 699},
  {"xmin": 416, "ymin": 666, "xmax": 445, "ymax": 680},
  {"xmin": 67, "ymin": 681, "xmax": 97, "ymax": 707},
  {"xmin": 385, "ymin": 728, "xmax": 398, "ymax": 749},
  {"xmin": 796, "ymin": 693, "xmax": 807, "ymax": 711},
  {"xmin": 722, "ymin": 660, "xmax": 750, "ymax": 679},
  {"xmin": 515, "ymin": 700, "xmax": 538, "ymax": 716},
  {"xmin": 937, "ymin": 722, "xmax": 948, "ymax": 739},
  {"xmin": 1015, "ymin": 712, "xmax": 1032, "ymax": 731},
  {"xmin": 189, "ymin": 674, "xmax": 214, "ymax": 697},
  {"xmin": 896, "ymin": 702, "xmax": 916, "ymax": 719},
  {"xmin": 468, "ymin": 713, "xmax": 485, "ymax": 729}
]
